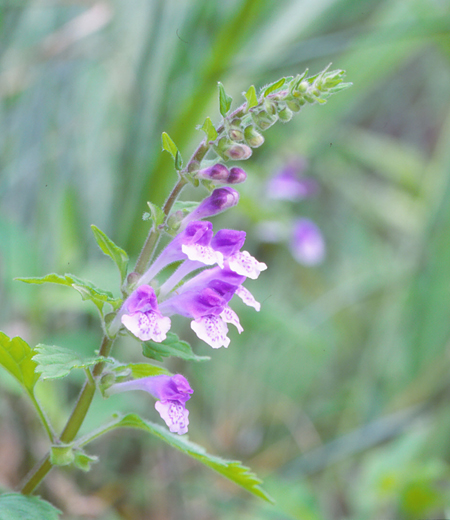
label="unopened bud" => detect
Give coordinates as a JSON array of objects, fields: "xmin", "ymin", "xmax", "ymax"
[
  {"xmin": 286, "ymin": 99, "xmax": 301, "ymax": 113},
  {"xmin": 227, "ymin": 167, "xmax": 247, "ymax": 184},
  {"xmin": 197, "ymin": 163, "xmax": 229, "ymax": 181},
  {"xmin": 278, "ymin": 106, "xmax": 293, "ymax": 122},
  {"xmin": 187, "ymin": 187, "xmax": 240, "ymax": 220},
  {"xmin": 224, "ymin": 143, "xmax": 252, "ymax": 161},
  {"xmin": 228, "ymin": 119, "xmax": 244, "ymax": 141},
  {"xmin": 252, "ymin": 111, "xmax": 277, "ymax": 131},
  {"xmin": 244, "ymin": 126, "xmax": 264, "ymax": 147},
  {"xmin": 264, "ymin": 99, "xmax": 277, "ymax": 116}
]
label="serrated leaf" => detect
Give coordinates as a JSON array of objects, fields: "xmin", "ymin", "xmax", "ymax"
[
  {"xmin": 32, "ymin": 344, "xmax": 111, "ymax": 380},
  {"xmin": 244, "ymin": 85, "xmax": 258, "ymax": 111},
  {"xmin": 199, "ymin": 116, "xmax": 218, "ymax": 142},
  {"xmin": 16, "ymin": 274, "xmax": 122, "ymax": 312},
  {"xmin": 0, "ymin": 332, "xmax": 39, "ymax": 397},
  {"xmin": 0, "ymin": 493, "xmax": 61, "ymax": 520},
  {"xmin": 162, "ymin": 132, "xmax": 183, "ymax": 169},
  {"xmin": 142, "ymin": 332, "xmax": 210, "ymax": 363},
  {"xmin": 217, "ymin": 82, "xmax": 232, "ymax": 117},
  {"xmin": 91, "ymin": 225, "xmax": 129, "ymax": 283},
  {"xmin": 113, "ymin": 362, "xmax": 169, "ymax": 379},
  {"xmin": 95, "ymin": 414, "xmax": 273, "ymax": 503},
  {"xmin": 262, "ymin": 77, "xmax": 286, "ymax": 97}
]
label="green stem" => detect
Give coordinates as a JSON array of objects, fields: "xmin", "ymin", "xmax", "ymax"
[
  {"xmin": 20, "ymin": 336, "xmax": 114, "ymax": 494},
  {"xmin": 134, "ymin": 176, "xmax": 188, "ymax": 275},
  {"xmin": 29, "ymin": 394, "xmax": 56, "ymax": 443}
]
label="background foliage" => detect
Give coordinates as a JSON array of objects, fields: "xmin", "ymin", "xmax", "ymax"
[{"xmin": 1, "ymin": 0, "xmax": 450, "ymax": 518}]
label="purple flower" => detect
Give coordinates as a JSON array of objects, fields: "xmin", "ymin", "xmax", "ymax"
[
  {"xmin": 139, "ymin": 221, "xmax": 223, "ymax": 286},
  {"xmin": 267, "ymin": 158, "xmax": 318, "ymax": 201},
  {"xmin": 290, "ymin": 218, "xmax": 325, "ymax": 266},
  {"xmin": 108, "ymin": 375, "xmax": 193, "ymax": 435},
  {"xmin": 197, "ymin": 163, "xmax": 230, "ymax": 182},
  {"xmin": 120, "ymin": 285, "xmax": 171, "ymax": 342},
  {"xmin": 182, "ymin": 188, "xmax": 239, "ymax": 225},
  {"xmin": 227, "ymin": 167, "xmax": 247, "ymax": 184}
]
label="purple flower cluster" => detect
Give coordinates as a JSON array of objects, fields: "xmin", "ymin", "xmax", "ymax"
[{"xmin": 109, "ymin": 186, "xmax": 266, "ymax": 434}]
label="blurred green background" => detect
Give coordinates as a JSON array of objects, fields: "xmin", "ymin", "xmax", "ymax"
[{"xmin": 2, "ymin": 0, "xmax": 450, "ymax": 518}]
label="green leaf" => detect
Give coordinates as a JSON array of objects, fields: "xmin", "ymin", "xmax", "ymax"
[
  {"xmin": 0, "ymin": 493, "xmax": 61, "ymax": 520},
  {"xmin": 244, "ymin": 85, "xmax": 258, "ymax": 111},
  {"xmin": 199, "ymin": 116, "xmax": 218, "ymax": 142},
  {"xmin": 162, "ymin": 132, "xmax": 183, "ymax": 169},
  {"xmin": 32, "ymin": 344, "xmax": 111, "ymax": 380},
  {"xmin": 171, "ymin": 200, "xmax": 200, "ymax": 213},
  {"xmin": 98, "ymin": 414, "xmax": 273, "ymax": 503},
  {"xmin": 90, "ymin": 225, "xmax": 129, "ymax": 283},
  {"xmin": 0, "ymin": 332, "xmax": 39, "ymax": 397},
  {"xmin": 16, "ymin": 274, "xmax": 122, "ymax": 312},
  {"xmin": 113, "ymin": 362, "xmax": 170, "ymax": 379},
  {"xmin": 142, "ymin": 332, "xmax": 210, "ymax": 363},
  {"xmin": 73, "ymin": 449, "xmax": 99, "ymax": 472},
  {"xmin": 262, "ymin": 77, "xmax": 287, "ymax": 97},
  {"xmin": 217, "ymin": 82, "xmax": 232, "ymax": 117},
  {"xmin": 145, "ymin": 202, "xmax": 165, "ymax": 228}
]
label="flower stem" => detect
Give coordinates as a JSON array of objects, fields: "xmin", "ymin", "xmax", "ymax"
[
  {"xmin": 29, "ymin": 394, "xmax": 56, "ymax": 443},
  {"xmin": 134, "ymin": 176, "xmax": 188, "ymax": 275},
  {"xmin": 20, "ymin": 335, "xmax": 114, "ymax": 494}
]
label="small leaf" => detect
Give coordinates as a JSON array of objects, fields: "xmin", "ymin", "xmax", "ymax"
[
  {"xmin": 162, "ymin": 132, "xmax": 183, "ymax": 169},
  {"xmin": 96, "ymin": 414, "xmax": 274, "ymax": 503},
  {"xmin": 113, "ymin": 362, "xmax": 169, "ymax": 379},
  {"xmin": 16, "ymin": 274, "xmax": 122, "ymax": 312},
  {"xmin": 73, "ymin": 449, "xmax": 99, "ymax": 472},
  {"xmin": 199, "ymin": 116, "xmax": 218, "ymax": 142},
  {"xmin": 146, "ymin": 202, "xmax": 166, "ymax": 228},
  {"xmin": 0, "ymin": 332, "xmax": 39, "ymax": 397},
  {"xmin": 262, "ymin": 77, "xmax": 286, "ymax": 97},
  {"xmin": 0, "ymin": 493, "xmax": 61, "ymax": 520},
  {"xmin": 142, "ymin": 332, "xmax": 210, "ymax": 362},
  {"xmin": 244, "ymin": 85, "xmax": 258, "ymax": 111},
  {"xmin": 91, "ymin": 225, "xmax": 129, "ymax": 283},
  {"xmin": 33, "ymin": 344, "xmax": 111, "ymax": 380},
  {"xmin": 171, "ymin": 200, "xmax": 200, "ymax": 213},
  {"xmin": 217, "ymin": 82, "xmax": 232, "ymax": 117},
  {"xmin": 50, "ymin": 444, "xmax": 75, "ymax": 466}
]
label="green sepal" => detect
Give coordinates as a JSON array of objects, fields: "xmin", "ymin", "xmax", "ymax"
[
  {"xmin": 171, "ymin": 200, "xmax": 200, "ymax": 213},
  {"xmin": 113, "ymin": 362, "xmax": 170, "ymax": 379},
  {"xmin": 217, "ymin": 82, "xmax": 232, "ymax": 117},
  {"xmin": 161, "ymin": 132, "xmax": 183, "ymax": 169},
  {"xmin": 142, "ymin": 332, "xmax": 210, "ymax": 362},
  {"xmin": 0, "ymin": 493, "xmax": 61, "ymax": 520},
  {"xmin": 198, "ymin": 116, "xmax": 218, "ymax": 142},
  {"xmin": 94, "ymin": 414, "xmax": 274, "ymax": 503},
  {"xmin": 262, "ymin": 77, "xmax": 287, "ymax": 97},
  {"xmin": 32, "ymin": 344, "xmax": 112, "ymax": 380},
  {"xmin": 50, "ymin": 444, "xmax": 75, "ymax": 466},
  {"xmin": 244, "ymin": 85, "xmax": 258, "ymax": 111},
  {"xmin": 73, "ymin": 449, "xmax": 99, "ymax": 472},
  {"xmin": 143, "ymin": 202, "xmax": 166, "ymax": 229},
  {"xmin": 16, "ymin": 273, "xmax": 122, "ymax": 312},
  {"xmin": 91, "ymin": 225, "xmax": 129, "ymax": 283},
  {"xmin": 0, "ymin": 332, "xmax": 39, "ymax": 398}
]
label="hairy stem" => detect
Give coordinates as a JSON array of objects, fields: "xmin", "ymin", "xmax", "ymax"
[{"xmin": 20, "ymin": 336, "xmax": 114, "ymax": 494}]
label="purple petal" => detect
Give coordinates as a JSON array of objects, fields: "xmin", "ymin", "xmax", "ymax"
[
  {"xmin": 290, "ymin": 218, "xmax": 325, "ymax": 266},
  {"xmin": 184, "ymin": 188, "xmax": 239, "ymax": 223},
  {"xmin": 190, "ymin": 315, "xmax": 230, "ymax": 349},
  {"xmin": 228, "ymin": 251, "xmax": 267, "ymax": 279},
  {"xmin": 220, "ymin": 306, "xmax": 243, "ymax": 333},
  {"xmin": 235, "ymin": 285, "xmax": 261, "ymax": 311},
  {"xmin": 210, "ymin": 229, "xmax": 246, "ymax": 258},
  {"xmin": 121, "ymin": 311, "xmax": 171, "ymax": 342},
  {"xmin": 155, "ymin": 400, "xmax": 189, "ymax": 435}
]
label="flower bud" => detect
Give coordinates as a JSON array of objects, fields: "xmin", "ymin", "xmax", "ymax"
[
  {"xmin": 286, "ymin": 99, "xmax": 302, "ymax": 112},
  {"xmin": 186, "ymin": 187, "xmax": 240, "ymax": 221},
  {"xmin": 197, "ymin": 163, "xmax": 229, "ymax": 181},
  {"xmin": 227, "ymin": 167, "xmax": 247, "ymax": 184},
  {"xmin": 224, "ymin": 143, "xmax": 252, "ymax": 161},
  {"xmin": 228, "ymin": 119, "xmax": 244, "ymax": 141},
  {"xmin": 264, "ymin": 99, "xmax": 277, "ymax": 115},
  {"xmin": 252, "ymin": 111, "xmax": 277, "ymax": 131},
  {"xmin": 278, "ymin": 106, "xmax": 293, "ymax": 122},
  {"xmin": 244, "ymin": 126, "xmax": 265, "ymax": 147}
]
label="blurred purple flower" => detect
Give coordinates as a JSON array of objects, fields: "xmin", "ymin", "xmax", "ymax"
[
  {"xmin": 108, "ymin": 374, "xmax": 193, "ymax": 435},
  {"xmin": 290, "ymin": 219, "xmax": 325, "ymax": 266},
  {"xmin": 267, "ymin": 158, "xmax": 318, "ymax": 201}
]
